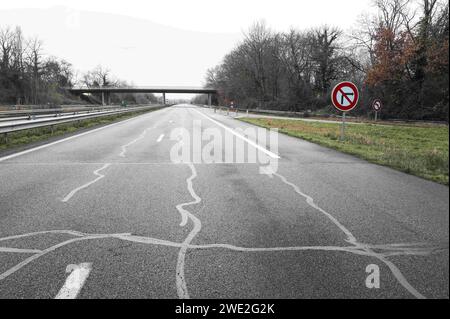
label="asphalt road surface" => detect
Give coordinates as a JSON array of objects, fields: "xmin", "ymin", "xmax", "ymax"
[{"xmin": 0, "ymin": 104, "xmax": 448, "ymax": 299}]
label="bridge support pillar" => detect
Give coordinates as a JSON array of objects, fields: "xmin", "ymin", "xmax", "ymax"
[
  {"xmin": 101, "ymin": 92, "xmax": 105, "ymax": 106},
  {"xmin": 107, "ymin": 92, "xmax": 111, "ymax": 105},
  {"xmin": 162, "ymin": 93, "xmax": 166, "ymax": 105},
  {"xmin": 207, "ymin": 94, "xmax": 212, "ymax": 107}
]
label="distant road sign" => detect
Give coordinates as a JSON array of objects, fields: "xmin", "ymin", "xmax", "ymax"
[
  {"xmin": 372, "ymin": 99, "xmax": 382, "ymax": 111},
  {"xmin": 331, "ymin": 81, "xmax": 359, "ymax": 112}
]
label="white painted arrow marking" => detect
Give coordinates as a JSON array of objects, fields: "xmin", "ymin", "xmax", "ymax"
[{"xmin": 55, "ymin": 263, "xmax": 92, "ymax": 299}]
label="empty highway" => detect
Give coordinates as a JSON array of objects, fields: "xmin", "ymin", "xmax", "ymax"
[{"xmin": 0, "ymin": 104, "xmax": 448, "ymax": 299}]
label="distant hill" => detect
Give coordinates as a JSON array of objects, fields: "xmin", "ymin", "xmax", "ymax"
[{"xmin": 0, "ymin": 6, "xmax": 241, "ymax": 89}]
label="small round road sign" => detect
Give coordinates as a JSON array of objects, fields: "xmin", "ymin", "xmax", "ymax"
[
  {"xmin": 372, "ymin": 99, "xmax": 382, "ymax": 111},
  {"xmin": 331, "ymin": 81, "xmax": 359, "ymax": 112}
]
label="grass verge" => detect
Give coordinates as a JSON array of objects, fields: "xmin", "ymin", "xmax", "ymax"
[
  {"xmin": 239, "ymin": 117, "xmax": 449, "ymax": 185},
  {"xmin": 0, "ymin": 107, "xmax": 164, "ymax": 153}
]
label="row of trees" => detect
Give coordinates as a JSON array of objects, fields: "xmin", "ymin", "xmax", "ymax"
[
  {"xmin": 0, "ymin": 26, "xmax": 156, "ymax": 106},
  {"xmin": 201, "ymin": 0, "xmax": 449, "ymax": 120},
  {"xmin": 81, "ymin": 65, "xmax": 158, "ymax": 105},
  {"xmin": 0, "ymin": 26, "xmax": 73, "ymax": 105}
]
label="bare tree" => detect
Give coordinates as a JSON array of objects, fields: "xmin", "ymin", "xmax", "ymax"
[
  {"xmin": 311, "ymin": 26, "xmax": 342, "ymax": 95},
  {"xmin": 26, "ymin": 37, "xmax": 43, "ymax": 104},
  {"xmin": 241, "ymin": 21, "xmax": 274, "ymax": 105},
  {"xmin": 375, "ymin": 0, "xmax": 411, "ymax": 35},
  {"xmin": 82, "ymin": 65, "xmax": 119, "ymax": 88},
  {"xmin": 0, "ymin": 27, "xmax": 14, "ymax": 72},
  {"xmin": 277, "ymin": 29, "xmax": 314, "ymax": 108}
]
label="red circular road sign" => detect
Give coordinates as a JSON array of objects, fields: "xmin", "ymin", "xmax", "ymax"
[
  {"xmin": 331, "ymin": 81, "xmax": 359, "ymax": 112},
  {"xmin": 372, "ymin": 99, "xmax": 382, "ymax": 111}
]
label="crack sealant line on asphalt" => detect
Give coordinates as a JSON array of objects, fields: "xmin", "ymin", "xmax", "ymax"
[
  {"xmin": 119, "ymin": 109, "xmax": 173, "ymax": 157},
  {"xmin": 0, "ymin": 229, "xmax": 445, "ymax": 291},
  {"xmin": 0, "ymin": 247, "xmax": 43, "ymax": 254},
  {"xmin": 61, "ymin": 163, "xmax": 111, "ymax": 203},
  {"xmin": 0, "ymin": 162, "xmax": 443, "ymax": 298},
  {"xmin": 0, "ymin": 171, "xmax": 439, "ymax": 299},
  {"xmin": 0, "ymin": 230, "xmax": 443, "ymax": 256},
  {"xmin": 62, "ymin": 121, "xmax": 165, "ymax": 203},
  {"xmin": 273, "ymin": 171, "xmax": 427, "ymax": 299},
  {"xmin": 0, "ymin": 235, "xmax": 107, "ymax": 281},
  {"xmin": 175, "ymin": 163, "xmax": 202, "ymax": 299},
  {"xmin": 119, "ymin": 127, "xmax": 153, "ymax": 157}
]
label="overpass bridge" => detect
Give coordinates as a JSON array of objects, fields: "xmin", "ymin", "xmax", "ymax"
[{"xmin": 66, "ymin": 86, "xmax": 218, "ymax": 106}]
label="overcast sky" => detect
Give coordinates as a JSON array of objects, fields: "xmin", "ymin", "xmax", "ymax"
[{"xmin": 0, "ymin": 0, "xmax": 377, "ymax": 99}]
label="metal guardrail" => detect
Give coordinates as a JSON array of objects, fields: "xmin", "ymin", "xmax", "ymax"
[
  {"xmin": 0, "ymin": 108, "xmax": 122, "ymax": 123},
  {"xmin": 205, "ymin": 105, "xmax": 343, "ymax": 119},
  {"xmin": 202, "ymin": 105, "xmax": 448, "ymax": 125},
  {"xmin": 0, "ymin": 105, "xmax": 121, "ymax": 119},
  {"xmin": 0, "ymin": 105, "xmax": 164, "ymax": 135},
  {"xmin": 202, "ymin": 105, "xmax": 252, "ymax": 116},
  {"xmin": 198, "ymin": 104, "xmax": 305, "ymax": 117}
]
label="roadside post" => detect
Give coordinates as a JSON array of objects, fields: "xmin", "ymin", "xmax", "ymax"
[
  {"xmin": 331, "ymin": 81, "xmax": 359, "ymax": 141},
  {"xmin": 372, "ymin": 99, "xmax": 382, "ymax": 121}
]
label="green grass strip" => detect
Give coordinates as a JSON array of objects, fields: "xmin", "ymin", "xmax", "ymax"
[{"xmin": 240, "ymin": 117, "xmax": 449, "ymax": 185}]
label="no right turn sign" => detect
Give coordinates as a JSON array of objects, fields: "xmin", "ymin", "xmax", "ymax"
[{"xmin": 331, "ymin": 81, "xmax": 359, "ymax": 112}]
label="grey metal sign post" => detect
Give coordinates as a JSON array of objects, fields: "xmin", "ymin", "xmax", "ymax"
[
  {"xmin": 331, "ymin": 81, "xmax": 359, "ymax": 141},
  {"xmin": 372, "ymin": 99, "xmax": 382, "ymax": 121}
]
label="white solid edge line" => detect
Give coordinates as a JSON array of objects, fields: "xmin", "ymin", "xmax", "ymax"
[
  {"xmin": 192, "ymin": 108, "xmax": 281, "ymax": 159},
  {"xmin": 0, "ymin": 108, "xmax": 165, "ymax": 163}
]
